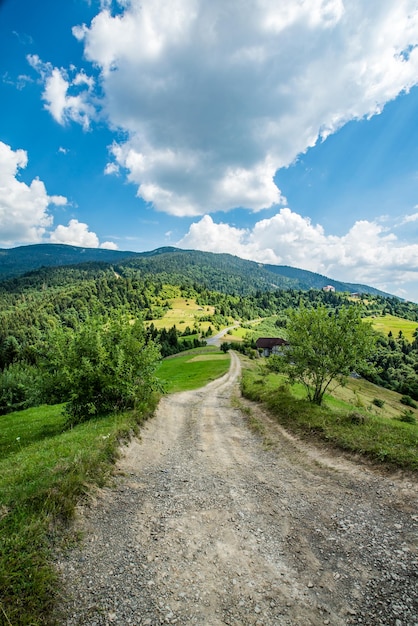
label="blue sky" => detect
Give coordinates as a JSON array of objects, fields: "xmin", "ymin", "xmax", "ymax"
[{"xmin": 2, "ymin": 1, "xmax": 418, "ymax": 300}]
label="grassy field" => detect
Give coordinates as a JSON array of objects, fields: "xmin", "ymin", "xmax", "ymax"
[
  {"xmin": 222, "ymin": 327, "xmax": 246, "ymax": 341},
  {"xmin": 370, "ymin": 313, "xmax": 418, "ymax": 341},
  {"xmin": 145, "ymin": 294, "xmax": 216, "ymax": 333},
  {"xmin": 0, "ymin": 350, "xmax": 231, "ymax": 625},
  {"xmin": 156, "ymin": 347, "xmax": 230, "ymax": 392},
  {"xmin": 225, "ymin": 312, "xmax": 418, "ymax": 345},
  {"xmin": 241, "ymin": 362, "xmax": 418, "ymax": 471}
]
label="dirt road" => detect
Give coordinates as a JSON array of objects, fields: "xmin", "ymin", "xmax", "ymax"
[{"xmin": 57, "ymin": 352, "xmax": 418, "ymax": 625}]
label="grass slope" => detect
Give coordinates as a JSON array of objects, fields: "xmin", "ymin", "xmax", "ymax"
[
  {"xmin": 241, "ymin": 363, "xmax": 418, "ymax": 471},
  {"xmin": 146, "ymin": 294, "xmax": 215, "ymax": 333},
  {"xmin": 371, "ymin": 313, "xmax": 418, "ymax": 342},
  {"xmin": 0, "ymin": 402, "xmax": 159, "ymax": 626}
]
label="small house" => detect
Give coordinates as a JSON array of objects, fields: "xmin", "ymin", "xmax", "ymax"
[
  {"xmin": 256, "ymin": 337, "xmax": 288, "ymax": 357},
  {"xmin": 323, "ymin": 285, "xmax": 336, "ymax": 292}
]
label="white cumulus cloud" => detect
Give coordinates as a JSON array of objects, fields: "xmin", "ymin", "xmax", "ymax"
[
  {"xmin": 0, "ymin": 141, "xmax": 117, "ymax": 250},
  {"xmin": 27, "ymin": 55, "xmax": 96, "ymax": 130},
  {"xmin": 72, "ymin": 0, "xmax": 418, "ymax": 216},
  {"xmin": 0, "ymin": 141, "xmax": 66, "ymax": 246},
  {"xmin": 177, "ymin": 210, "xmax": 418, "ymax": 298},
  {"xmin": 49, "ymin": 218, "xmax": 118, "ymax": 249}
]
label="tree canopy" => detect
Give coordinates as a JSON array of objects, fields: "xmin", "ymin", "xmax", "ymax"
[
  {"xmin": 284, "ymin": 305, "xmax": 376, "ymax": 405},
  {"xmin": 40, "ymin": 314, "xmax": 161, "ymax": 425}
]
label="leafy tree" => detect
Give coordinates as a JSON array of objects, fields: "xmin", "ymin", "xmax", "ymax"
[
  {"xmin": 0, "ymin": 335, "xmax": 20, "ymax": 369},
  {"xmin": 42, "ymin": 314, "xmax": 160, "ymax": 425},
  {"xmin": 0, "ymin": 362, "xmax": 41, "ymax": 414},
  {"xmin": 284, "ymin": 305, "xmax": 376, "ymax": 405}
]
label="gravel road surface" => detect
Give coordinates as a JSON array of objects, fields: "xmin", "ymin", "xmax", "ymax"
[{"xmin": 56, "ymin": 352, "xmax": 418, "ymax": 625}]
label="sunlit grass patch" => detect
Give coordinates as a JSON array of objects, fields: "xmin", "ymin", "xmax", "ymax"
[
  {"xmin": 188, "ymin": 354, "xmax": 230, "ymax": 362},
  {"xmin": 370, "ymin": 314, "xmax": 418, "ymax": 342},
  {"xmin": 0, "ymin": 404, "xmax": 66, "ymax": 460},
  {"xmin": 331, "ymin": 376, "xmax": 412, "ymax": 419},
  {"xmin": 226, "ymin": 327, "xmax": 247, "ymax": 340},
  {"xmin": 145, "ymin": 295, "xmax": 215, "ymax": 333},
  {"xmin": 241, "ymin": 365, "xmax": 418, "ymax": 471},
  {"xmin": 156, "ymin": 348, "xmax": 230, "ymax": 393}
]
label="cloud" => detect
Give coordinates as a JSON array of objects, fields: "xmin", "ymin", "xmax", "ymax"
[
  {"xmin": 401, "ymin": 211, "xmax": 418, "ymax": 224},
  {"xmin": 177, "ymin": 209, "xmax": 418, "ymax": 297},
  {"xmin": 70, "ymin": 0, "xmax": 418, "ymax": 216},
  {"xmin": 12, "ymin": 31, "xmax": 34, "ymax": 46},
  {"xmin": 2, "ymin": 72, "xmax": 33, "ymax": 90},
  {"xmin": 0, "ymin": 141, "xmax": 66, "ymax": 246},
  {"xmin": 49, "ymin": 219, "xmax": 118, "ymax": 249},
  {"xmin": 0, "ymin": 141, "xmax": 116, "ymax": 250},
  {"xmin": 27, "ymin": 55, "xmax": 96, "ymax": 129},
  {"xmin": 104, "ymin": 161, "xmax": 120, "ymax": 175}
]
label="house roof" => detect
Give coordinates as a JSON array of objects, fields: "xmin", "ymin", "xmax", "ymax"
[{"xmin": 256, "ymin": 337, "xmax": 288, "ymax": 349}]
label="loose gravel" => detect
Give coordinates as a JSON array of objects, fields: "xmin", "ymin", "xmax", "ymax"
[{"xmin": 55, "ymin": 352, "xmax": 418, "ymax": 625}]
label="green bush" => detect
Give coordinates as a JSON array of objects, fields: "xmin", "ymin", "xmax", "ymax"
[
  {"xmin": 40, "ymin": 314, "xmax": 161, "ymax": 426},
  {"xmin": 398, "ymin": 409, "xmax": 417, "ymax": 424},
  {"xmin": 400, "ymin": 395, "xmax": 418, "ymax": 409},
  {"xmin": 266, "ymin": 355, "xmax": 286, "ymax": 372},
  {"xmin": 68, "ymin": 317, "xmax": 160, "ymax": 425},
  {"xmin": 372, "ymin": 398, "xmax": 385, "ymax": 408},
  {"xmin": 345, "ymin": 411, "xmax": 367, "ymax": 425}
]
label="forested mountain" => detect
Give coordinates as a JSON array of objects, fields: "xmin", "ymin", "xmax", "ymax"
[
  {"xmin": 0, "ymin": 244, "xmax": 139, "ymax": 279},
  {"xmin": 263, "ymin": 264, "xmax": 388, "ymax": 296},
  {"xmin": 2, "ymin": 242, "xmax": 418, "ymax": 415},
  {"xmin": 0, "ymin": 244, "xmax": 391, "ymax": 297}
]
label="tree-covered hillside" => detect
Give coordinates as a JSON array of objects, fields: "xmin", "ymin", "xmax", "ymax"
[
  {"xmin": 0, "ymin": 243, "xmax": 139, "ymax": 280},
  {"xmin": 0, "ymin": 244, "xmax": 393, "ymax": 297},
  {"xmin": 2, "ymin": 254, "xmax": 418, "ymax": 415}
]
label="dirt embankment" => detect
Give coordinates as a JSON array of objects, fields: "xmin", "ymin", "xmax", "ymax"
[{"xmin": 57, "ymin": 352, "xmax": 418, "ymax": 625}]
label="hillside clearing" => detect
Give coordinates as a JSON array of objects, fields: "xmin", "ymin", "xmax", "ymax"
[
  {"xmin": 370, "ymin": 313, "xmax": 418, "ymax": 341},
  {"xmin": 145, "ymin": 294, "xmax": 216, "ymax": 333}
]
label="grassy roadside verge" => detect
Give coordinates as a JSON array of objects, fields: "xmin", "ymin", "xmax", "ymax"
[
  {"xmin": 241, "ymin": 365, "xmax": 418, "ymax": 472},
  {"xmin": 0, "ymin": 399, "xmax": 158, "ymax": 626},
  {"xmin": 0, "ymin": 347, "xmax": 230, "ymax": 625}
]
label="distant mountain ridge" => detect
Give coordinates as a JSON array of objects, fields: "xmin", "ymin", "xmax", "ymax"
[{"xmin": 0, "ymin": 243, "xmax": 393, "ymax": 298}]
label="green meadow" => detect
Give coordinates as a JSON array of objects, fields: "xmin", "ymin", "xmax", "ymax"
[
  {"xmin": 370, "ymin": 313, "xmax": 418, "ymax": 341},
  {"xmin": 145, "ymin": 293, "xmax": 216, "ymax": 334},
  {"xmin": 156, "ymin": 347, "xmax": 230, "ymax": 392}
]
